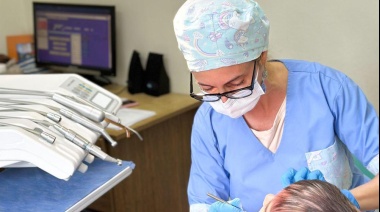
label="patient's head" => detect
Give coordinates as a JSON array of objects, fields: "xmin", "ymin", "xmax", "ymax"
[{"xmin": 261, "ymin": 180, "xmax": 359, "ymax": 212}]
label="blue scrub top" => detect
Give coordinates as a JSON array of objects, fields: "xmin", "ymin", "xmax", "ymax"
[{"xmin": 188, "ymin": 59, "xmax": 379, "ymax": 211}]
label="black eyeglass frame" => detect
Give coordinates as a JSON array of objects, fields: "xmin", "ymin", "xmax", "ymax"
[{"xmin": 190, "ymin": 61, "xmax": 257, "ymax": 102}]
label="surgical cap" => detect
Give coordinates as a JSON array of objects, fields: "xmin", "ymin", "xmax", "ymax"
[{"xmin": 173, "ymin": 0, "xmax": 270, "ymax": 72}]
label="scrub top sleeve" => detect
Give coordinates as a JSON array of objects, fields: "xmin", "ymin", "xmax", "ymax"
[
  {"xmin": 332, "ymin": 75, "xmax": 379, "ymax": 171},
  {"xmin": 188, "ymin": 105, "xmax": 230, "ymax": 205}
]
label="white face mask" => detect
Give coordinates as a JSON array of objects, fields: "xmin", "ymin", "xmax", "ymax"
[{"xmin": 209, "ymin": 70, "xmax": 265, "ymax": 118}]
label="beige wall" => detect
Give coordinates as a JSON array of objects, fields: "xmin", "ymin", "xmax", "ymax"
[{"xmin": 0, "ymin": 0, "xmax": 378, "ymax": 113}]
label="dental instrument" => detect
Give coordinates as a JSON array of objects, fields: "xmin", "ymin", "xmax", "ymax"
[
  {"xmin": 0, "ymin": 98, "xmax": 141, "ymax": 141},
  {"xmin": 0, "ymin": 122, "xmax": 56, "ymax": 144},
  {"xmin": 0, "ymin": 74, "xmax": 128, "ymax": 180},
  {"xmin": 0, "ymin": 115, "xmax": 122, "ymax": 165},
  {"xmin": 52, "ymin": 124, "xmax": 122, "ymax": 165},
  {"xmin": 0, "ymin": 87, "xmax": 105, "ymax": 123},
  {"xmin": 207, "ymin": 193, "xmax": 243, "ymax": 210},
  {"xmin": 0, "ymin": 104, "xmax": 62, "ymax": 122},
  {"xmin": 0, "ymin": 102, "xmax": 119, "ymax": 146}
]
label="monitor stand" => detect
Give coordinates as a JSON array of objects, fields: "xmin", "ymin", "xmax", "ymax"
[{"xmin": 81, "ymin": 75, "xmax": 112, "ymax": 87}]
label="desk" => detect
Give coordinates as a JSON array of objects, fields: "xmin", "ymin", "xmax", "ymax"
[
  {"xmin": 88, "ymin": 85, "xmax": 201, "ymax": 211},
  {"xmin": 0, "ymin": 159, "xmax": 134, "ymax": 212}
]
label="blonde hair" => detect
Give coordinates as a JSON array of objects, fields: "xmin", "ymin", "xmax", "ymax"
[{"xmin": 269, "ymin": 180, "xmax": 358, "ymax": 212}]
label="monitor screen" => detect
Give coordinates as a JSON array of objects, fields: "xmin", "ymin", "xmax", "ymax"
[{"xmin": 33, "ymin": 2, "xmax": 116, "ymax": 77}]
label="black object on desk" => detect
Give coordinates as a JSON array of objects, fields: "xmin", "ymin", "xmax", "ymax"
[
  {"xmin": 127, "ymin": 50, "xmax": 145, "ymax": 94},
  {"xmin": 0, "ymin": 159, "xmax": 135, "ymax": 212},
  {"xmin": 144, "ymin": 52, "xmax": 170, "ymax": 97}
]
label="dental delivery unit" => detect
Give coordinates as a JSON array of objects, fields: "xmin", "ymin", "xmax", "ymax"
[{"xmin": 0, "ymin": 74, "xmax": 134, "ymax": 180}]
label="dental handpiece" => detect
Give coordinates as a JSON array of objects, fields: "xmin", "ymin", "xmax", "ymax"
[
  {"xmin": 0, "ymin": 122, "xmax": 56, "ymax": 144},
  {"xmin": 0, "ymin": 104, "xmax": 61, "ymax": 122},
  {"xmin": 0, "ymin": 99, "xmax": 139, "ymax": 141},
  {"xmin": 52, "ymin": 93, "xmax": 105, "ymax": 123},
  {"xmin": 0, "ymin": 97, "xmax": 121, "ymax": 129},
  {"xmin": 0, "ymin": 102, "xmax": 117, "ymax": 146},
  {"xmin": 52, "ymin": 124, "xmax": 122, "ymax": 166},
  {"xmin": 0, "ymin": 87, "xmax": 105, "ymax": 123},
  {"xmin": 59, "ymin": 108, "xmax": 118, "ymax": 147},
  {"xmin": 70, "ymin": 95, "xmax": 122, "ymax": 124},
  {"xmin": 0, "ymin": 98, "xmax": 106, "ymax": 126}
]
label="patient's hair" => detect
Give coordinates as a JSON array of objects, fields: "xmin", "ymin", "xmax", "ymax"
[{"xmin": 269, "ymin": 180, "xmax": 358, "ymax": 212}]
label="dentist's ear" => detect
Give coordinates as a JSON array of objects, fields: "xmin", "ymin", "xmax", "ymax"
[{"xmin": 259, "ymin": 51, "xmax": 268, "ymax": 64}]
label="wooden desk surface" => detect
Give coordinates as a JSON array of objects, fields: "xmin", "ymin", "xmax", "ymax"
[
  {"xmin": 89, "ymin": 84, "xmax": 200, "ymax": 211},
  {"xmin": 104, "ymin": 84, "xmax": 201, "ymax": 140}
]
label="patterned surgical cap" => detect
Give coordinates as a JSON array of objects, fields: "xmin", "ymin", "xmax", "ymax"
[{"xmin": 173, "ymin": 0, "xmax": 270, "ymax": 72}]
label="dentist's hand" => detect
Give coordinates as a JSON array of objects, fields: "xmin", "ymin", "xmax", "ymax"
[
  {"xmin": 281, "ymin": 167, "xmax": 325, "ymax": 187},
  {"xmin": 341, "ymin": 189, "xmax": 360, "ymax": 209},
  {"xmin": 209, "ymin": 198, "xmax": 244, "ymax": 212}
]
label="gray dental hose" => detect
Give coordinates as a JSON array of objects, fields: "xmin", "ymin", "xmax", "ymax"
[
  {"xmin": 0, "ymin": 116, "xmax": 122, "ymax": 165},
  {"xmin": 0, "ymin": 98, "xmax": 143, "ymax": 142},
  {"xmin": 0, "ymin": 87, "xmax": 105, "ymax": 123},
  {"xmin": 0, "ymin": 103, "xmax": 118, "ymax": 146}
]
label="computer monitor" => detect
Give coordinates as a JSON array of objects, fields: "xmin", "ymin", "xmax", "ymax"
[{"xmin": 33, "ymin": 2, "xmax": 116, "ymax": 84}]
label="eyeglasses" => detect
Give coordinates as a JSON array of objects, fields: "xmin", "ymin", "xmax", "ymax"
[{"xmin": 190, "ymin": 61, "xmax": 257, "ymax": 102}]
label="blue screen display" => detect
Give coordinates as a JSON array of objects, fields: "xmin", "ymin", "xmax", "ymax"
[{"xmin": 33, "ymin": 3, "xmax": 116, "ymax": 75}]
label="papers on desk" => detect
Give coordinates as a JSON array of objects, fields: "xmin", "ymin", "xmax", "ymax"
[{"xmin": 107, "ymin": 108, "xmax": 156, "ymax": 129}]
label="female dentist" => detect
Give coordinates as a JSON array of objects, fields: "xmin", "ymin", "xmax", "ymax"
[{"xmin": 173, "ymin": 0, "xmax": 379, "ymax": 211}]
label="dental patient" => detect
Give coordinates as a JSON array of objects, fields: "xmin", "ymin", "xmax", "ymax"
[{"xmin": 260, "ymin": 180, "xmax": 360, "ymax": 212}]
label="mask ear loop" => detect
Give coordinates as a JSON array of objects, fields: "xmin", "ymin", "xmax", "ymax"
[
  {"xmin": 104, "ymin": 118, "xmax": 144, "ymax": 141},
  {"xmin": 260, "ymin": 64, "xmax": 268, "ymax": 92},
  {"xmin": 262, "ymin": 67, "xmax": 268, "ymax": 80}
]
